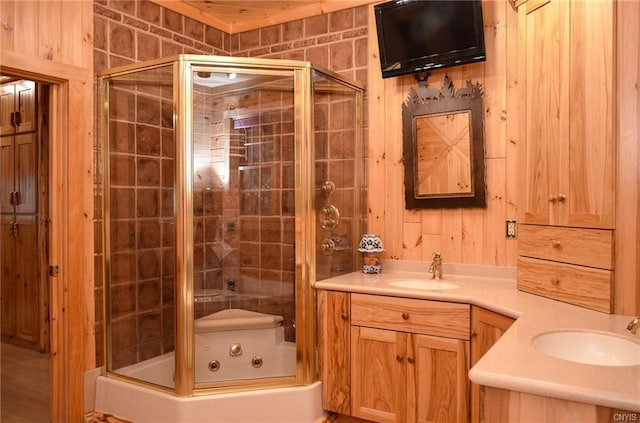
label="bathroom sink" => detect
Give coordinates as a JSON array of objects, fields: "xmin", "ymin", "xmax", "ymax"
[
  {"xmin": 532, "ymin": 330, "xmax": 640, "ymax": 367},
  {"xmin": 387, "ymin": 279, "xmax": 460, "ymax": 290}
]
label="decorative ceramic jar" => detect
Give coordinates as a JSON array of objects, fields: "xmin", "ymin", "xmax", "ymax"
[{"xmin": 357, "ymin": 234, "xmax": 385, "ymax": 274}]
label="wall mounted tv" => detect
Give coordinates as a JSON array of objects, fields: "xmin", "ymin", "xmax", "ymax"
[{"xmin": 375, "ymin": 0, "xmax": 486, "ymax": 79}]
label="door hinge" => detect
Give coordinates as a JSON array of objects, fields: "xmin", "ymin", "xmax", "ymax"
[{"xmin": 48, "ymin": 265, "xmax": 59, "ymax": 277}]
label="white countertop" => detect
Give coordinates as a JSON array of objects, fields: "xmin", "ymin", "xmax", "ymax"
[{"xmin": 313, "ymin": 260, "xmax": 640, "ymax": 412}]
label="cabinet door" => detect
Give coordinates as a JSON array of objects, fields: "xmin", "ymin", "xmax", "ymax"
[
  {"xmin": 0, "ymin": 81, "xmax": 36, "ymax": 136},
  {"xmin": 0, "ymin": 83, "xmax": 15, "ymax": 136},
  {"xmin": 521, "ymin": 0, "xmax": 615, "ymax": 228},
  {"xmin": 0, "ymin": 136, "xmax": 14, "ymax": 213},
  {"xmin": 411, "ymin": 334, "xmax": 469, "ymax": 423},
  {"xmin": 1, "ymin": 216, "xmax": 16, "ymax": 337},
  {"xmin": 320, "ymin": 290, "xmax": 351, "ymax": 414},
  {"xmin": 15, "ymin": 132, "xmax": 37, "ymax": 214},
  {"xmin": 13, "ymin": 80, "xmax": 36, "ymax": 134},
  {"xmin": 470, "ymin": 307, "xmax": 515, "ymax": 423},
  {"xmin": 351, "ymin": 326, "xmax": 407, "ymax": 423},
  {"xmin": 563, "ymin": 0, "xmax": 614, "ymax": 229},
  {"xmin": 13, "ymin": 215, "xmax": 39, "ymax": 344},
  {"xmin": 521, "ymin": 0, "xmax": 567, "ymax": 226}
]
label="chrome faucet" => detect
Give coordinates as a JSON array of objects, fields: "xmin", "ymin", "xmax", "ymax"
[
  {"xmin": 429, "ymin": 252, "xmax": 443, "ymax": 280},
  {"xmin": 626, "ymin": 317, "xmax": 640, "ymax": 334}
]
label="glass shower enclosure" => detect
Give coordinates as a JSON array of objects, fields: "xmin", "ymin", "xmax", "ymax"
[{"xmin": 98, "ymin": 55, "xmax": 364, "ymax": 396}]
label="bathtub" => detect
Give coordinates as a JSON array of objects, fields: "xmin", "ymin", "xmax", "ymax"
[
  {"xmin": 116, "ymin": 309, "xmax": 296, "ymax": 386},
  {"xmin": 94, "ymin": 309, "xmax": 324, "ymax": 422}
]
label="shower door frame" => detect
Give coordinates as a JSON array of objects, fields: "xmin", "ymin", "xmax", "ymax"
[{"xmin": 175, "ymin": 55, "xmax": 319, "ymax": 395}]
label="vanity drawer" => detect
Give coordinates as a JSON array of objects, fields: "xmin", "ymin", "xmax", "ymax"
[
  {"xmin": 350, "ymin": 293, "xmax": 470, "ymax": 340},
  {"xmin": 518, "ymin": 224, "xmax": 614, "ymax": 270},
  {"xmin": 517, "ymin": 257, "xmax": 613, "ymax": 313}
]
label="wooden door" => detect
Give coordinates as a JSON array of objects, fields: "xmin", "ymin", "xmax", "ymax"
[
  {"xmin": 470, "ymin": 307, "xmax": 515, "ymax": 423},
  {"xmin": 1, "ymin": 215, "xmax": 16, "ymax": 336},
  {"xmin": 351, "ymin": 326, "xmax": 407, "ymax": 423},
  {"xmin": 0, "ymin": 136, "xmax": 15, "ymax": 213},
  {"xmin": 563, "ymin": 0, "xmax": 615, "ymax": 229},
  {"xmin": 320, "ymin": 290, "xmax": 351, "ymax": 414},
  {"xmin": 14, "ymin": 132, "xmax": 37, "ymax": 214},
  {"xmin": 411, "ymin": 334, "xmax": 469, "ymax": 423},
  {"xmin": 13, "ymin": 214, "xmax": 39, "ymax": 345},
  {"xmin": 13, "ymin": 81, "xmax": 36, "ymax": 134},
  {"xmin": 0, "ymin": 81, "xmax": 36, "ymax": 136},
  {"xmin": 0, "ymin": 83, "xmax": 15, "ymax": 136},
  {"xmin": 521, "ymin": 0, "xmax": 568, "ymax": 226}
]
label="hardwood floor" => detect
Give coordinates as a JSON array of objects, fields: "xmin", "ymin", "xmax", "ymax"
[{"xmin": 0, "ymin": 342, "xmax": 50, "ymax": 422}]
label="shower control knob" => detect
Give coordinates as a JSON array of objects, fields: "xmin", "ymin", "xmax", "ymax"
[
  {"xmin": 208, "ymin": 360, "xmax": 220, "ymax": 372},
  {"xmin": 321, "ymin": 181, "xmax": 336, "ymax": 196},
  {"xmin": 251, "ymin": 356, "xmax": 263, "ymax": 368}
]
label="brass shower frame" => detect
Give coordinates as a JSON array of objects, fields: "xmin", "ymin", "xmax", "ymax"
[{"xmin": 98, "ymin": 54, "xmax": 364, "ymax": 397}]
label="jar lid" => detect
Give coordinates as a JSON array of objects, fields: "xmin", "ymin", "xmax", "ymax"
[{"xmin": 357, "ymin": 234, "xmax": 385, "ymax": 253}]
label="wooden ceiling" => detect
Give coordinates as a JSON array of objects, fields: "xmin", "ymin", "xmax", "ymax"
[{"xmin": 152, "ymin": 0, "xmax": 376, "ymax": 34}]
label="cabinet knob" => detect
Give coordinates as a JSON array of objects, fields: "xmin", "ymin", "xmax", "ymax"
[
  {"xmin": 557, "ymin": 194, "xmax": 566, "ymax": 202},
  {"xmin": 401, "ymin": 312, "xmax": 409, "ymax": 320},
  {"xmin": 396, "ymin": 355, "xmax": 404, "ymax": 362},
  {"xmin": 407, "ymin": 357, "xmax": 415, "ymax": 364},
  {"xmin": 340, "ymin": 313, "xmax": 348, "ymax": 321},
  {"xmin": 551, "ymin": 278, "xmax": 560, "ymax": 286},
  {"xmin": 551, "ymin": 240, "xmax": 562, "ymax": 248},
  {"xmin": 548, "ymin": 195, "xmax": 557, "ymax": 203}
]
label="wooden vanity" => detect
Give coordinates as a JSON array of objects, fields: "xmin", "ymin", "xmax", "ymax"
[
  {"xmin": 315, "ymin": 264, "xmax": 640, "ymax": 423},
  {"xmin": 319, "ymin": 290, "xmax": 514, "ymax": 423}
]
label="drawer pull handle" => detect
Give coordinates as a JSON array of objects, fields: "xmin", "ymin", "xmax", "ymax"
[
  {"xmin": 551, "ymin": 240, "xmax": 562, "ymax": 248},
  {"xmin": 551, "ymin": 278, "xmax": 560, "ymax": 286},
  {"xmin": 396, "ymin": 355, "xmax": 404, "ymax": 362},
  {"xmin": 401, "ymin": 312, "xmax": 409, "ymax": 320},
  {"xmin": 407, "ymin": 357, "xmax": 415, "ymax": 364}
]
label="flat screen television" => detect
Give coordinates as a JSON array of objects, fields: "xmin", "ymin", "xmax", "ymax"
[{"xmin": 375, "ymin": 0, "xmax": 486, "ymax": 79}]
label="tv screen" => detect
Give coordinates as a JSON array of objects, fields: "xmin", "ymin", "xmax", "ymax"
[{"xmin": 375, "ymin": 0, "xmax": 486, "ymax": 79}]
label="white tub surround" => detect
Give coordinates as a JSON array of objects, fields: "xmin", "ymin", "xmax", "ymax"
[
  {"xmin": 313, "ymin": 260, "xmax": 640, "ymax": 412},
  {"xmin": 94, "ymin": 377, "xmax": 325, "ymax": 423}
]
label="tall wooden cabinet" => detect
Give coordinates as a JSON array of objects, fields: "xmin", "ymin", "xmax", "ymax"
[
  {"xmin": 0, "ymin": 79, "xmax": 41, "ymax": 349},
  {"xmin": 517, "ymin": 0, "xmax": 616, "ymax": 312}
]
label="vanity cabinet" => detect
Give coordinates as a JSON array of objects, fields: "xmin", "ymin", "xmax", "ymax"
[
  {"xmin": 517, "ymin": 0, "xmax": 615, "ymax": 313},
  {"xmin": 320, "ymin": 291, "xmax": 471, "ymax": 423},
  {"xmin": 480, "ymin": 387, "xmax": 639, "ymax": 423}
]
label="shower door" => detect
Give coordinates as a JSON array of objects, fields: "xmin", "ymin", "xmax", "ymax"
[{"xmin": 187, "ymin": 68, "xmax": 299, "ymax": 386}]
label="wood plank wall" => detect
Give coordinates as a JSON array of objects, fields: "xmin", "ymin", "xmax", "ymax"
[
  {"xmin": 366, "ymin": 1, "xmax": 520, "ymax": 267},
  {"xmin": 0, "ymin": 1, "xmax": 94, "ymax": 421},
  {"xmin": 615, "ymin": 0, "xmax": 640, "ymax": 315}
]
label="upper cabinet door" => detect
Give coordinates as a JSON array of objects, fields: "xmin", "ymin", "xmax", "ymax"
[
  {"xmin": 0, "ymin": 81, "xmax": 36, "ymax": 136},
  {"xmin": 520, "ymin": 0, "xmax": 615, "ymax": 229},
  {"xmin": 522, "ymin": 0, "xmax": 567, "ymax": 226},
  {"xmin": 563, "ymin": 0, "xmax": 614, "ymax": 228}
]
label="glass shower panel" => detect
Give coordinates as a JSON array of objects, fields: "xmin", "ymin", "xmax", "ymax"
[
  {"xmin": 105, "ymin": 64, "xmax": 177, "ymax": 388},
  {"xmin": 190, "ymin": 70, "xmax": 297, "ymax": 384},
  {"xmin": 313, "ymin": 71, "xmax": 364, "ymax": 282}
]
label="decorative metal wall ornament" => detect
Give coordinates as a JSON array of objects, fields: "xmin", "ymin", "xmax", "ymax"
[{"xmin": 402, "ymin": 74, "xmax": 487, "ymax": 209}]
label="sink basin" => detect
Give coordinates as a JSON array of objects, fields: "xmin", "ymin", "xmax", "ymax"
[
  {"xmin": 387, "ymin": 279, "xmax": 460, "ymax": 290},
  {"xmin": 532, "ymin": 330, "xmax": 640, "ymax": 367}
]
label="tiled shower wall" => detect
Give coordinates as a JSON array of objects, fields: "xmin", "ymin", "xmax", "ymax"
[{"xmin": 94, "ymin": 0, "xmax": 368, "ymax": 368}]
